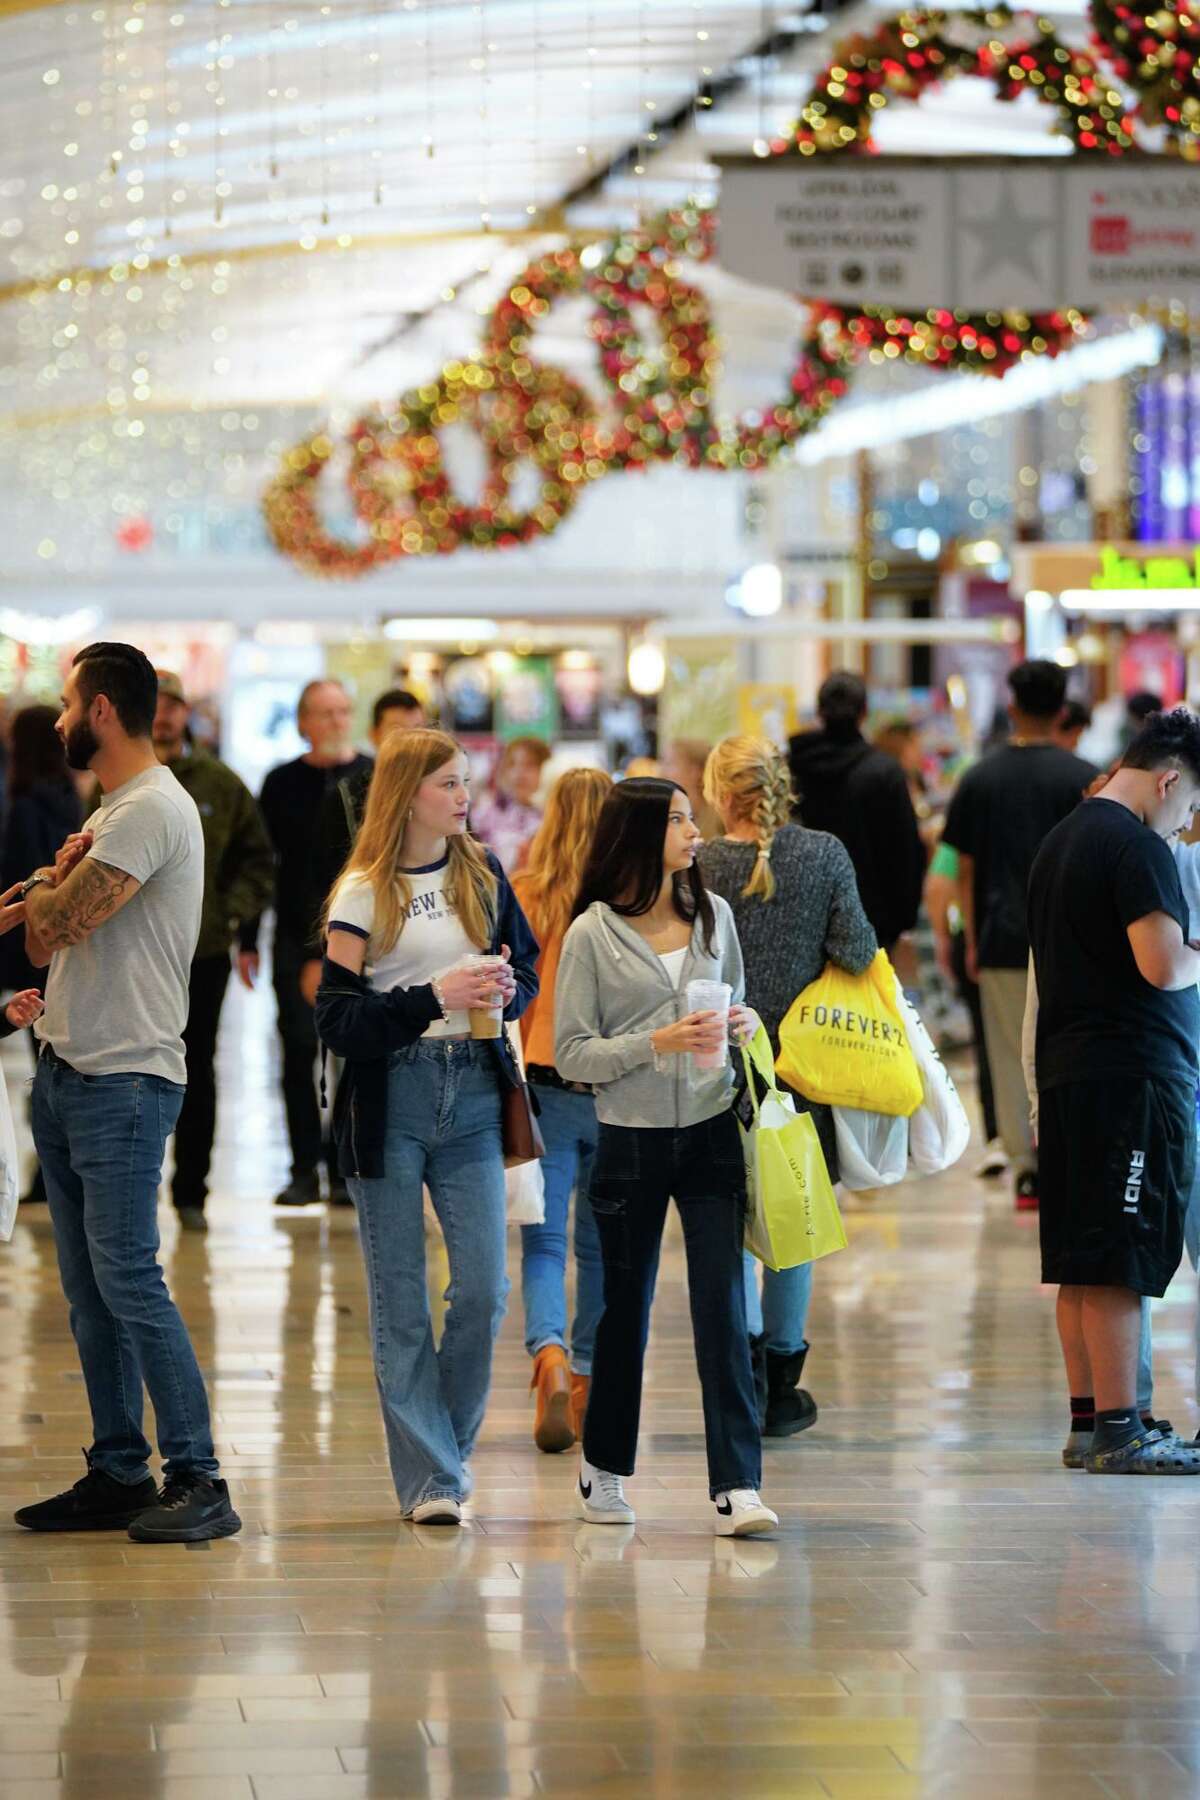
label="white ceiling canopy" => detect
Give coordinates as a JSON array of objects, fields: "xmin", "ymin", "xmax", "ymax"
[{"xmin": 0, "ymin": 0, "xmax": 1129, "ymax": 578}]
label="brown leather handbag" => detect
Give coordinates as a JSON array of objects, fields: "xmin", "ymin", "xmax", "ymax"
[{"xmin": 501, "ymin": 1026, "xmax": 545, "ymax": 1169}]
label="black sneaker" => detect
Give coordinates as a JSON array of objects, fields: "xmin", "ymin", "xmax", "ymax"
[
  {"xmin": 326, "ymin": 1173, "xmax": 354, "ymax": 1207},
  {"xmin": 274, "ymin": 1170, "xmax": 322, "ymax": 1207},
  {"xmin": 15, "ymin": 1452, "xmax": 157, "ymax": 1532},
  {"xmin": 128, "ymin": 1472, "xmax": 242, "ymax": 1543}
]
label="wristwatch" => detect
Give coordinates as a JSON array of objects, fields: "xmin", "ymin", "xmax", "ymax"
[{"xmin": 20, "ymin": 873, "xmax": 50, "ymax": 898}]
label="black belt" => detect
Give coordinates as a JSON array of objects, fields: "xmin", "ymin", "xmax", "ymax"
[{"xmin": 526, "ymin": 1063, "xmax": 592, "ymax": 1096}]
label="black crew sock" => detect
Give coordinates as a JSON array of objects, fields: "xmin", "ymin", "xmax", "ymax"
[
  {"xmin": 1069, "ymin": 1395, "xmax": 1095, "ymax": 1435},
  {"xmin": 1091, "ymin": 1406, "xmax": 1142, "ymax": 1453}
]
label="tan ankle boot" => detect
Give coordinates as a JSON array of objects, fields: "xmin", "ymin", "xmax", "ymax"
[
  {"xmin": 531, "ymin": 1345, "xmax": 574, "ymax": 1453},
  {"xmin": 570, "ymin": 1372, "xmax": 590, "ymax": 1442}
]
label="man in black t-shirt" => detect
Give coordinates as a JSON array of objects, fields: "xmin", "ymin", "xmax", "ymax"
[
  {"xmin": 241, "ymin": 680, "xmax": 372, "ymax": 1208},
  {"xmin": 943, "ymin": 660, "xmax": 1095, "ymax": 1210},
  {"xmin": 1028, "ymin": 709, "xmax": 1200, "ymax": 1476}
]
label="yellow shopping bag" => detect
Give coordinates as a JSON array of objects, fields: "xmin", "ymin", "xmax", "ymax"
[
  {"xmin": 775, "ymin": 950, "xmax": 922, "ymax": 1117},
  {"xmin": 739, "ymin": 1031, "xmax": 847, "ymax": 1271}
]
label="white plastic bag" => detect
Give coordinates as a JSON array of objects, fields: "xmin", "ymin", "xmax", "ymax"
[
  {"xmin": 833, "ymin": 1105, "xmax": 908, "ymax": 1190},
  {"xmin": 506, "ymin": 1158, "xmax": 546, "ymax": 1225},
  {"xmin": 0, "ymin": 1064, "xmax": 19, "ymax": 1242},
  {"xmin": 894, "ymin": 983, "xmax": 971, "ymax": 1175}
]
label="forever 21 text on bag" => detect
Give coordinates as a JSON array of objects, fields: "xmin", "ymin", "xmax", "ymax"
[{"xmin": 776, "ymin": 950, "xmax": 923, "ymax": 1118}]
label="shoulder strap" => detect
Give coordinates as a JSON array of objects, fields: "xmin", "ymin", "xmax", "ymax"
[{"xmin": 338, "ymin": 776, "xmax": 359, "ymax": 839}]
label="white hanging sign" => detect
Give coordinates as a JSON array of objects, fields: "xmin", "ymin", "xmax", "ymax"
[{"xmin": 716, "ymin": 156, "xmax": 1200, "ymax": 309}]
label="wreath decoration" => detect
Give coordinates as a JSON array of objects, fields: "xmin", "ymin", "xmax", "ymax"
[{"xmin": 264, "ymin": 4, "xmax": 1172, "ymax": 577}]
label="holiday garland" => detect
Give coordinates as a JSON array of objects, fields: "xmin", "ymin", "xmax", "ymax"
[
  {"xmin": 264, "ymin": 4, "xmax": 1173, "ymax": 577},
  {"xmin": 1090, "ymin": 0, "xmax": 1200, "ymax": 152},
  {"xmin": 782, "ymin": 8, "xmax": 1136, "ymax": 156}
]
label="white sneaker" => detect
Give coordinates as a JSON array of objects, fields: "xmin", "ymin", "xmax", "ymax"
[
  {"xmin": 577, "ymin": 1456, "xmax": 635, "ymax": 1524},
  {"xmin": 409, "ymin": 1495, "xmax": 462, "ymax": 1526},
  {"xmin": 713, "ymin": 1489, "xmax": 778, "ymax": 1537},
  {"xmin": 974, "ymin": 1138, "xmax": 1009, "ymax": 1179}
]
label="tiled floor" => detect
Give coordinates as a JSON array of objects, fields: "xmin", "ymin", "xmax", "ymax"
[{"xmin": 1, "ymin": 982, "xmax": 1199, "ymax": 1799}]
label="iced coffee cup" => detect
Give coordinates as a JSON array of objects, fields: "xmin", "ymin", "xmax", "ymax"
[
  {"xmin": 686, "ymin": 978, "xmax": 732, "ymax": 1072},
  {"xmin": 465, "ymin": 954, "xmax": 505, "ymax": 1040}
]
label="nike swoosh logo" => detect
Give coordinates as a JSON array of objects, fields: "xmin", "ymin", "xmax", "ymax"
[
  {"xmin": 716, "ymin": 1498, "xmax": 733, "ymax": 1516},
  {"xmin": 580, "ymin": 1480, "xmax": 592, "ymax": 1499}
]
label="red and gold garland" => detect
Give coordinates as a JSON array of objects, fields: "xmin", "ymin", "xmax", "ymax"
[
  {"xmin": 1091, "ymin": 0, "xmax": 1200, "ymax": 151},
  {"xmin": 264, "ymin": 4, "xmax": 1172, "ymax": 578}
]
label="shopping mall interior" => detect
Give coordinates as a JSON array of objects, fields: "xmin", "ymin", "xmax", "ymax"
[{"xmin": 2, "ymin": 1, "xmax": 1200, "ymax": 1796}]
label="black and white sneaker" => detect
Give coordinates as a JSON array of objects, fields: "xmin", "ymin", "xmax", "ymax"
[
  {"xmin": 577, "ymin": 1455, "xmax": 635, "ymax": 1524},
  {"xmin": 15, "ymin": 1452, "xmax": 157, "ymax": 1532},
  {"xmin": 127, "ymin": 1473, "xmax": 242, "ymax": 1542},
  {"xmin": 713, "ymin": 1489, "xmax": 778, "ymax": 1536},
  {"xmin": 407, "ymin": 1496, "xmax": 462, "ymax": 1526}
]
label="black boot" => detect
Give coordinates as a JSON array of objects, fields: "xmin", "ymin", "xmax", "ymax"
[
  {"xmin": 749, "ymin": 1333, "xmax": 768, "ymax": 1432},
  {"xmin": 764, "ymin": 1344, "xmax": 818, "ymax": 1438}
]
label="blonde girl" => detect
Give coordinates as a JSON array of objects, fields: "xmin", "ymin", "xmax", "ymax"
[
  {"xmin": 699, "ymin": 735, "xmax": 876, "ymax": 1439},
  {"xmin": 315, "ymin": 729, "xmax": 539, "ymax": 1526},
  {"xmin": 512, "ymin": 768, "xmax": 612, "ymax": 1453}
]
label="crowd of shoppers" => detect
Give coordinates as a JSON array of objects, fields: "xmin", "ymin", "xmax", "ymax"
[{"xmin": 2, "ymin": 638, "xmax": 1199, "ymax": 1551}]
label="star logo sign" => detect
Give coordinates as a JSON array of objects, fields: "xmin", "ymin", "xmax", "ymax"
[{"xmin": 962, "ymin": 176, "xmax": 1056, "ymax": 284}]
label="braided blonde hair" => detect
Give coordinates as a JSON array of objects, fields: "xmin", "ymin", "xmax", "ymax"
[{"xmin": 702, "ymin": 734, "xmax": 794, "ymax": 902}]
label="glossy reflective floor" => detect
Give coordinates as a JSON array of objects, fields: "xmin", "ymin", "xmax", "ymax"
[{"xmin": 2, "ymin": 982, "xmax": 1200, "ymax": 1800}]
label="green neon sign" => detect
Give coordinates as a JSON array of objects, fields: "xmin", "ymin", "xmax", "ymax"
[{"xmin": 1091, "ymin": 545, "xmax": 1200, "ymax": 591}]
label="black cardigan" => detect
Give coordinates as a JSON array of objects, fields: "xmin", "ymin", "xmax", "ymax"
[{"xmin": 314, "ymin": 852, "xmax": 539, "ymax": 1178}]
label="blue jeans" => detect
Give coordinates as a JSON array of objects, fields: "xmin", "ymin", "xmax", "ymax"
[
  {"xmin": 348, "ymin": 1041, "xmax": 509, "ymax": 1514},
  {"xmin": 742, "ymin": 1253, "xmax": 813, "ymax": 1356},
  {"xmin": 584, "ymin": 1110, "xmax": 761, "ymax": 1498},
  {"xmin": 520, "ymin": 1083, "xmax": 604, "ymax": 1373},
  {"xmin": 32, "ymin": 1050, "xmax": 218, "ymax": 1483}
]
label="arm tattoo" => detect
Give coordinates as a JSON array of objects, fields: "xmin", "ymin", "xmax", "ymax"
[{"xmin": 25, "ymin": 859, "xmax": 138, "ymax": 952}]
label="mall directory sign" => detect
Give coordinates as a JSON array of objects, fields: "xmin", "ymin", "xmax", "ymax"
[{"xmin": 717, "ymin": 156, "xmax": 1200, "ymax": 311}]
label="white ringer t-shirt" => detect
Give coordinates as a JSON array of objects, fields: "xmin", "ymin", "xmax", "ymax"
[{"xmin": 328, "ymin": 857, "xmax": 477, "ymax": 1039}]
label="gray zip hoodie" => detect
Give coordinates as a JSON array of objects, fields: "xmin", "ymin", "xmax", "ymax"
[{"xmin": 554, "ymin": 896, "xmax": 745, "ymax": 1129}]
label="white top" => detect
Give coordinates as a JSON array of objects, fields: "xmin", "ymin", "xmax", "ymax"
[
  {"xmin": 658, "ymin": 946, "xmax": 688, "ymax": 988},
  {"xmin": 328, "ymin": 858, "xmax": 477, "ymax": 1039},
  {"xmin": 37, "ymin": 766, "xmax": 202, "ymax": 1085}
]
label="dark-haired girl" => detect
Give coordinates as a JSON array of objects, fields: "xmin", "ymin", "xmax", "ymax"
[{"xmin": 554, "ymin": 778, "xmax": 777, "ymax": 1537}]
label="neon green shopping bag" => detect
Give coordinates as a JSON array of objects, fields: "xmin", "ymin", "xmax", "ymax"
[
  {"xmin": 776, "ymin": 949, "xmax": 922, "ymax": 1117},
  {"xmin": 739, "ymin": 1030, "xmax": 847, "ymax": 1272}
]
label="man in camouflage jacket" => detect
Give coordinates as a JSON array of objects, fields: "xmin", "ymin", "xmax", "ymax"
[{"xmin": 153, "ymin": 671, "xmax": 275, "ymax": 1228}]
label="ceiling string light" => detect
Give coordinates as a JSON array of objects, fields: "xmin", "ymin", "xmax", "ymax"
[
  {"xmin": 423, "ymin": 0, "xmax": 436, "ymax": 161},
  {"xmin": 369, "ymin": 0, "xmax": 384, "ymax": 207},
  {"xmin": 477, "ymin": 0, "xmax": 492, "ymax": 233}
]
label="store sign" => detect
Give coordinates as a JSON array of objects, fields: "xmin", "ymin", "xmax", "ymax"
[
  {"xmin": 1091, "ymin": 545, "xmax": 1200, "ymax": 590},
  {"xmin": 717, "ymin": 157, "xmax": 1200, "ymax": 309}
]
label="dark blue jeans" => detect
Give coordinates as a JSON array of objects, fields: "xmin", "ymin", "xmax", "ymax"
[
  {"xmin": 583, "ymin": 1108, "xmax": 761, "ymax": 1498},
  {"xmin": 33, "ymin": 1049, "xmax": 218, "ymax": 1484}
]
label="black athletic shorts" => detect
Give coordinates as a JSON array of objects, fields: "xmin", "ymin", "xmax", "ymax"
[{"xmin": 1038, "ymin": 1076, "xmax": 1195, "ymax": 1296}]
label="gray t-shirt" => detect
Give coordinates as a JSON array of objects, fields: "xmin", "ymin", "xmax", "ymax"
[{"xmin": 36, "ymin": 765, "xmax": 202, "ymax": 1084}]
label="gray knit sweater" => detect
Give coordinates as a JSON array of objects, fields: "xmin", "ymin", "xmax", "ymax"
[{"xmin": 698, "ymin": 824, "xmax": 878, "ymax": 1178}]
